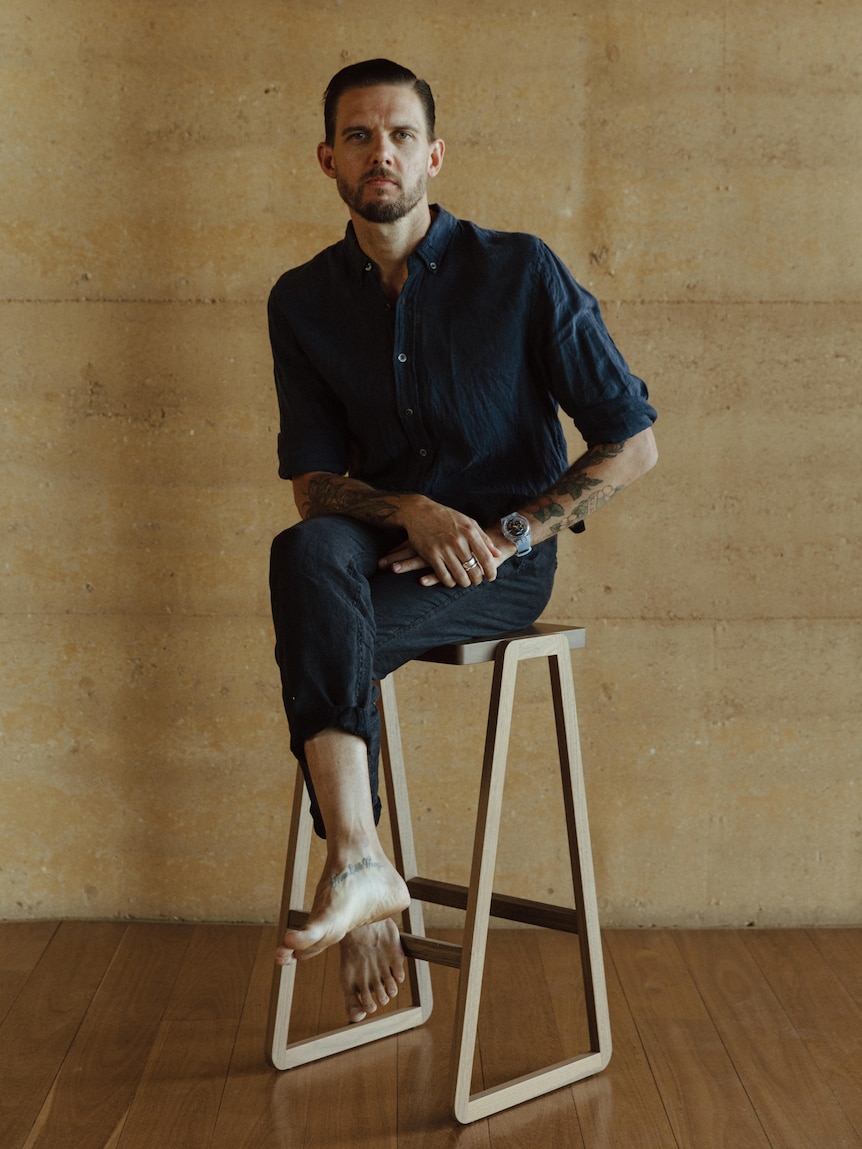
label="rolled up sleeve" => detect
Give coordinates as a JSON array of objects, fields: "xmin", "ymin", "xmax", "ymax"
[{"xmin": 533, "ymin": 244, "xmax": 657, "ymax": 446}]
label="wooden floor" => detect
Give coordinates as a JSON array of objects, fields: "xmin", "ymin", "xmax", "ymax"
[{"xmin": 1, "ymin": 923, "xmax": 860, "ymax": 1148}]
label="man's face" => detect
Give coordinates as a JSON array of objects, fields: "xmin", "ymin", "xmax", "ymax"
[{"xmin": 318, "ymin": 84, "xmax": 443, "ymax": 224}]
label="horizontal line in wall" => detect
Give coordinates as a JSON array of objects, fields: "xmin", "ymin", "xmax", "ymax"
[
  {"xmin": 1, "ymin": 298, "xmax": 857, "ymax": 307},
  {"xmin": 1, "ymin": 611, "xmax": 858, "ymax": 623},
  {"xmin": 1, "ymin": 297, "xmax": 247, "ymax": 306}
]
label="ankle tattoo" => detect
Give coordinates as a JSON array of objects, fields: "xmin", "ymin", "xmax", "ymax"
[{"xmin": 331, "ymin": 856, "xmax": 385, "ymax": 889}]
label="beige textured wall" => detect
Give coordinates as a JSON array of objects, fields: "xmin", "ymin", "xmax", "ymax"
[{"xmin": 2, "ymin": 0, "xmax": 859, "ymax": 928}]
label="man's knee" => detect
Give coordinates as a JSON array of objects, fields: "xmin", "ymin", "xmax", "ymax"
[
  {"xmin": 270, "ymin": 519, "xmax": 344, "ymax": 587},
  {"xmin": 271, "ymin": 516, "xmax": 393, "ymax": 583}
]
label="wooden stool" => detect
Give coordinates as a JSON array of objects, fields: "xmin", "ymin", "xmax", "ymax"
[{"xmin": 267, "ymin": 623, "xmax": 612, "ymax": 1123}]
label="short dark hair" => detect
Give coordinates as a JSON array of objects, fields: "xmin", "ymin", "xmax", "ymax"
[{"xmin": 323, "ymin": 58, "xmax": 436, "ymax": 146}]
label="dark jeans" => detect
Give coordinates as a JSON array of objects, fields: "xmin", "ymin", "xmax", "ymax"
[{"xmin": 269, "ymin": 515, "xmax": 558, "ymax": 837}]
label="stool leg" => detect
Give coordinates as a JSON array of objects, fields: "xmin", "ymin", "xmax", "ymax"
[
  {"xmin": 266, "ymin": 767, "xmax": 313, "ymax": 1068},
  {"xmin": 266, "ymin": 689, "xmax": 432, "ymax": 1070},
  {"xmin": 449, "ymin": 634, "xmax": 520, "ymax": 1121},
  {"xmin": 450, "ymin": 631, "xmax": 612, "ymax": 1123},
  {"xmin": 377, "ymin": 673, "xmax": 434, "ymax": 1018},
  {"xmin": 549, "ymin": 639, "xmax": 612, "ymax": 1062}
]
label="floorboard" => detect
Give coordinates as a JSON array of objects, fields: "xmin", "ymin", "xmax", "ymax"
[
  {"xmin": 677, "ymin": 930, "xmax": 862, "ymax": 1149},
  {"xmin": 744, "ymin": 929, "xmax": 862, "ymax": 1137},
  {"xmin": 115, "ymin": 923, "xmax": 262, "ymax": 1149},
  {"xmin": 606, "ymin": 930, "xmax": 772, "ymax": 1149},
  {"xmin": 560, "ymin": 934, "xmax": 677, "ymax": 1149},
  {"xmin": 22, "ymin": 923, "xmax": 194, "ymax": 1149},
  {"xmin": 1, "ymin": 923, "xmax": 860, "ymax": 1149},
  {"xmin": 808, "ymin": 928, "xmax": 862, "ymax": 1005},
  {"xmin": 0, "ymin": 922, "xmax": 59, "ymax": 1025},
  {"xmin": 0, "ymin": 921, "xmax": 126, "ymax": 1149},
  {"xmin": 210, "ymin": 926, "xmax": 302, "ymax": 1149}
]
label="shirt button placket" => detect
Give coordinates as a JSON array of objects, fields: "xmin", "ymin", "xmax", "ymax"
[
  {"xmin": 395, "ymin": 305, "xmax": 428, "ymax": 478},
  {"xmin": 398, "ymin": 354, "xmax": 423, "ymax": 457}
]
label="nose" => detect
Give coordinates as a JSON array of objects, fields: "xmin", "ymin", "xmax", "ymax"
[{"xmin": 370, "ymin": 130, "xmax": 393, "ymax": 166}]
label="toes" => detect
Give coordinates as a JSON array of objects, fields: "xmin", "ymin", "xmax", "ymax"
[
  {"xmin": 347, "ymin": 1001, "xmax": 368, "ymax": 1023},
  {"xmin": 356, "ymin": 986, "xmax": 379, "ymax": 1017},
  {"xmin": 339, "ymin": 920, "xmax": 408, "ymax": 1022},
  {"xmin": 343, "ymin": 976, "xmax": 394, "ymax": 1022}
]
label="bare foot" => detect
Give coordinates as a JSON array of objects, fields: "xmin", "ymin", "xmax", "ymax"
[
  {"xmin": 340, "ymin": 919, "xmax": 406, "ymax": 1022},
  {"xmin": 275, "ymin": 849, "xmax": 409, "ymax": 967}
]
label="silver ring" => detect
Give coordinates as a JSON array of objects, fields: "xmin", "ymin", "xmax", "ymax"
[{"xmin": 462, "ymin": 555, "xmax": 480, "ymax": 572}]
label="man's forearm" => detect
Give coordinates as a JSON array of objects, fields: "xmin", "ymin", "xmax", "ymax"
[
  {"xmin": 293, "ymin": 471, "xmax": 419, "ymax": 527},
  {"xmin": 294, "ymin": 470, "xmax": 503, "ymax": 589},
  {"xmin": 515, "ymin": 427, "xmax": 658, "ymax": 546}
]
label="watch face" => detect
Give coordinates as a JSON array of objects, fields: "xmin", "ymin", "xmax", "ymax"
[{"xmin": 506, "ymin": 514, "xmax": 529, "ymax": 538}]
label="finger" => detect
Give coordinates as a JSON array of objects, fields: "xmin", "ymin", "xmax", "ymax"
[
  {"xmin": 446, "ymin": 551, "xmax": 477, "ymax": 588},
  {"xmin": 448, "ymin": 541, "xmax": 490, "ymax": 585},
  {"xmin": 472, "ymin": 531, "xmax": 502, "ymax": 581},
  {"xmin": 378, "ymin": 544, "xmax": 417, "ymax": 569},
  {"xmin": 426, "ymin": 553, "xmax": 460, "ymax": 588},
  {"xmin": 388, "ymin": 554, "xmax": 430, "ymax": 574},
  {"xmin": 456, "ymin": 557, "xmax": 484, "ymax": 587},
  {"xmin": 460, "ymin": 553, "xmax": 485, "ymax": 585},
  {"xmin": 442, "ymin": 542, "xmax": 490, "ymax": 588}
]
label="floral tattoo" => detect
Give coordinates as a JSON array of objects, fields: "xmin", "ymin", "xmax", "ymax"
[{"xmin": 522, "ymin": 443, "xmax": 625, "ymax": 533}]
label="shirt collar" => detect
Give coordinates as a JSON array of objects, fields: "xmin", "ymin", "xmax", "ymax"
[{"xmin": 344, "ymin": 205, "xmax": 457, "ymax": 281}]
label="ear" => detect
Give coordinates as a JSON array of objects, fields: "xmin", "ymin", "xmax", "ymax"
[
  {"xmin": 317, "ymin": 141, "xmax": 337, "ymax": 180},
  {"xmin": 427, "ymin": 137, "xmax": 445, "ymax": 179}
]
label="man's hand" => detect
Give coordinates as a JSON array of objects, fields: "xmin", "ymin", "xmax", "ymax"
[
  {"xmin": 378, "ymin": 497, "xmax": 511, "ymax": 588},
  {"xmin": 292, "ymin": 472, "xmax": 511, "ymax": 587}
]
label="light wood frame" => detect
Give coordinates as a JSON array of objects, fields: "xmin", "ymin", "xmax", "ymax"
[{"xmin": 267, "ymin": 624, "xmax": 612, "ymax": 1124}]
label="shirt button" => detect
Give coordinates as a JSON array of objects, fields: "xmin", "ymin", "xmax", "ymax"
[
  {"xmin": 397, "ymin": 352, "xmax": 407, "ymax": 363},
  {"xmin": 429, "ymin": 261, "xmax": 437, "ymax": 270},
  {"xmin": 419, "ymin": 448, "xmax": 428, "ymax": 457},
  {"xmin": 405, "ymin": 408, "xmax": 414, "ymax": 416},
  {"xmin": 364, "ymin": 262, "xmax": 373, "ymax": 271}
]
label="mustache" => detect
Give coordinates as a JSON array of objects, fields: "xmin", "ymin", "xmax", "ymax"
[{"xmin": 362, "ymin": 168, "xmax": 401, "ymax": 187}]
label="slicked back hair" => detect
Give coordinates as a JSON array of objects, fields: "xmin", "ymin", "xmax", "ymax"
[{"xmin": 323, "ymin": 58, "xmax": 436, "ymax": 145}]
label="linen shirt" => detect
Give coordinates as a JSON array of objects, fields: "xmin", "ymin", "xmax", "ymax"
[{"xmin": 268, "ymin": 206, "xmax": 656, "ymax": 525}]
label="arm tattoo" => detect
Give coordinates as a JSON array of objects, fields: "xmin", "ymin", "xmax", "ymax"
[
  {"xmin": 301, "ymin": 473, "xmax": 400, "ymax": 524},
  {"xmin": 522, "ymin": 443, "xmax": 625, "ymax": 534}
]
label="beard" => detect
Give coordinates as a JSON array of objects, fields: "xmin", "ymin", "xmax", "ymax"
[{"xmin": 336, "ymin": 168, "xmax": 427, "ymax": 223}]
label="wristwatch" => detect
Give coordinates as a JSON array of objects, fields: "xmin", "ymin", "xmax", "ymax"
[{"xmin": 501, "ymin": 512, "xmax": 532, "ymax": 556}]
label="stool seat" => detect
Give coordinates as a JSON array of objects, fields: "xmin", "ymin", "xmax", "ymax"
[
  {"xmin": 267, "ymin": 623, "xmax": 611, "ymax": 1124},
  {"xmin": 414, "ymin": 621, "xmax": 585, "ymax": 665}
]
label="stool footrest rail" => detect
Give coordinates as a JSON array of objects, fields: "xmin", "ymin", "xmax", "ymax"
[{"xmin": 407, "ymin": 876, "xmax": 579, "ymax": 932}]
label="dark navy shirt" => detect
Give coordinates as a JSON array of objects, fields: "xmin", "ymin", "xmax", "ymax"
[{"xmin": 268, "ymin": 206, "xmax": 656, "ymax": 525}]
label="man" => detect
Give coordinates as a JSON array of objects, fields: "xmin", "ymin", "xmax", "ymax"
[{"xmin": 268, "ymin": 59, "xmax": 657, "ymax": 1023}]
